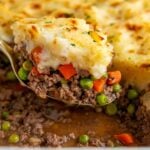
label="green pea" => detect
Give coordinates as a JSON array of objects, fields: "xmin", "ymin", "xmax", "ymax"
[
  {"xmin": 18, "ymin": 67, "xmax": 28, "ymax": 81},
  {"xmin": 2, "ymin": 111, "xmax": 9, "ymax": 119},
  {"xmin": 127, "ymin": 104, "xmax": 135, "ymax": 115},
  {"xmin": 6, "ymin": 71, "xmax": 17, "ymax": 81},
  {"xmin": 61, "ymin": 79, "xmax": 68, "ymax": 85},
  {"xmin": 96, "ymin": 94, "xmax": 108, "ymax": 106},
  {"xmin": 80, "ymin": 78, "xmax": 93, "ymax": 89},
  {"xmin": 105, "ymin": 103, "xmax": 118, "ymax": 116},
  {"xmin": 103, "ymin": 73, "xmax": 108, "ymax": 78},
  {"xmin": 113, "ymin": 84, "xmax": 121, "ymax": 93},
  {"xmin": 79, "ymin": 134, "xmax": 89, "ymax": 144},
  {"xmin": 2, "ymin": 121, "xmax": 11, "ymax": 131},
  {"xmin": 22, "ymin": 60, "xmax": 33, "ymax": 71},
  {"xmin": 127, "ymin": 89, "xmax": 138, "ymax": 100},
  {"xmin": 8, "ymin": 134, "xmax": 20, "ymax": 143}
]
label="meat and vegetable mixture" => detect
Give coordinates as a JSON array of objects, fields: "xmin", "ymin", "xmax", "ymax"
[
  {"xmin": 0, "ymin": 84, "xmax": 141, "ymax": 147},
  {"xmin": 0, "ymin": 73, "xmax": 149, "ymax": 147},
  {"xmin": 15, "ymin": 54, "xmax": 122, "ymax": 107},
  {"xmin": 0, "ymin": 83, "xmax": 150, "ymax": 146}
]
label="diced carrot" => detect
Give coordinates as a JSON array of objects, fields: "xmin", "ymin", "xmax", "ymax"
[
  {"xmin": 31, "ymin": 47, "xmax": 42, "ymax": 64},
  {"xmin": 31, "ymin": 67, "xmax": 40, "ymax": 76},
  {"xmin": 114, "ymin": 133, "xmax": 134, "ymax": 145},
  {"xmin": 58, "ymin": 63, "xmax": 77, "ymax": 80},
  {"xmin": 93, "ymin": 78, "xmax": 106, "ymax": 92},
  {"xmin": 107, "ymin": 71, "xmax": 121, "ymax": 85}
]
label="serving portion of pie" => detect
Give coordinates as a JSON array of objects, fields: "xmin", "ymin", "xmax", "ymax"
[{"xmin": 11, "ymin": 17, "xmax": 122, "ymax": 106}]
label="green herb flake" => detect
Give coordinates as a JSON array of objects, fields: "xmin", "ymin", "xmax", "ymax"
[
  {"xmin": 87, "ymin": 31, "xmax": 91, "ymax": 35},
  {"xmin": 45, "ymin": 21, "xmax": 52, "ymax": 23},
  {"xmin": 71, "ymin": 43, "xmax": 76, "ymax": 47},
  {"xmin": 82, "ymin": 31, "xmax": 89, "ymax": 34},
  {"xmin": 66, "ymin": 28, "xmax": 71, "ymax": 31},
  {"xmin": 110, "ymin": 23, "xmax": 114, "ymax": 26},
  {"xmin": 85, "ymin": 14, "xmax": 90, "ymax": 19}
]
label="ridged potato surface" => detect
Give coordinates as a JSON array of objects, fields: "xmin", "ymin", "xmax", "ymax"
[{"xmin": 0, "ymin": 0, "xmax": 150, "ymax": 91}]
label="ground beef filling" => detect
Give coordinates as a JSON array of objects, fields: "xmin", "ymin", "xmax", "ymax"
[
  {"xmin": 28, "ymin": 70, "xmax": 120, "ymax": 106},
  {"xmin": 0, "ymin": 84, "xmax": 128, "ymax": 147},
  {"xmin": 116, "ymin": 87, "xmax": 150, "ymax": 146}
]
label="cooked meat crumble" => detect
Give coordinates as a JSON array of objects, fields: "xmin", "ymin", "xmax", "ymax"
[
  {"xmin": 28, "ymin": 70, "xmax": 121, "ymax": 105},
  {"xmin": 0, "ymin": 84, "xmax": 138, "ymax": 147}
]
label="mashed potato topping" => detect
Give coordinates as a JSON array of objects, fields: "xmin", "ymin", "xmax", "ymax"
[
  {"xmin": 1, "ymin": 0, "xmax": 150, "ymax": 90},
  {"xmin": 12, "ymin": 17, "xmax": 113, "ymax": 78}
]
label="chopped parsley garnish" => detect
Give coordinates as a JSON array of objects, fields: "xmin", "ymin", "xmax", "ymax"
[
  {"xmin": 66, "ymin": 28, "xmax": 71, "ymax": 31},
  {"xmin": 45, "ymin": 21, "xmax": 52, "ymax": 23},
  {"xmin": 85, "ymin": 14, "xmax": 90, "ymax": 19},
  {"xmin": 71, "ymin": 43, "xmax": 76, "ymax": 46},
  {"xmin": 82, "ymin": 31, "xmax": 89, "ymax": 34},
  {"xmin": 110, "ymin": 23, "xmax": 114, "ymax": 26}
]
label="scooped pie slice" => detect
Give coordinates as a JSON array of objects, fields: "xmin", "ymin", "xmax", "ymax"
[{"xmin": 11, "ymin": 17, "xmax": 121, "ymax": 106}]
